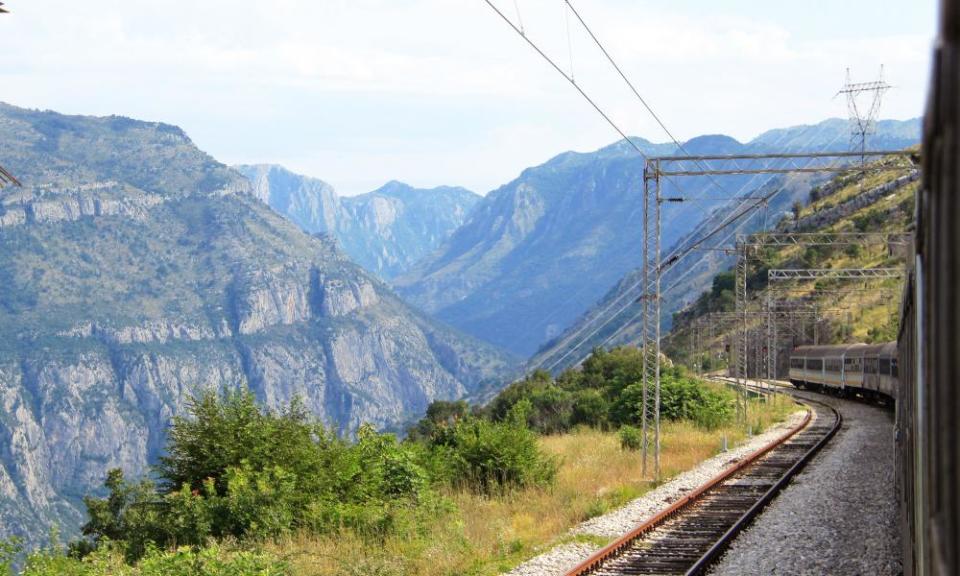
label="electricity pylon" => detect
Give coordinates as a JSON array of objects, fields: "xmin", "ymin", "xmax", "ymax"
[{"xmin": 837, "ymin": 67, "xmax": 891, "ymax": 164}]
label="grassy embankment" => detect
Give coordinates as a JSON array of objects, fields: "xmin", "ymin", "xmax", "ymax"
[
  {"xmin": 5, "ymin": 354, "xmax": 797, "ymax": 576},
  {"xmin": 272, "ymin": 386, "xmax": 796, "ymax": 576}
]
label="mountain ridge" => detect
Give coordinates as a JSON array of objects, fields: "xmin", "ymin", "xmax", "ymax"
[
  {"xmin": 235, "ymin": 164, "xmax": 480, "ymax": 280},
  {"xmin": 0, "ymin": 103, "xmax": 514, "ymax": 544},
  {"xmin": 396, "ymin": 117, "xmax": 921, "ymax": 357}
]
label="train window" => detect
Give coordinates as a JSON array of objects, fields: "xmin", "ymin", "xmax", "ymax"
[
  {"xmin": 880, "ymin": 358, "xmax": 891, "ymax": 374},
  {"xmin": 891, "ymin": 358, "xmax": 898, "ymax": 378},
  {"xmin": 809, "ymin": 358, "xmax": 823, "ymax": 370}
]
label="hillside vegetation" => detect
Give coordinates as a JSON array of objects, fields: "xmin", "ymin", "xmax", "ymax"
[
  {"xmin": 665, "ymin": 151, "xmax": 919, "ymax": 370},
  {"xmin": 0, "ymin": 348, "xmax": 794, "ymax": 576}
]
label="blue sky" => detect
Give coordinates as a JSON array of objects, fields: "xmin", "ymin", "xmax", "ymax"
[{"xmin": 0, "ymin": 0, "xmax": 937, "ymax": 195}]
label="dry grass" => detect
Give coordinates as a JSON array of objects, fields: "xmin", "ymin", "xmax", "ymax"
[{"xmin": 267, "ymin": 393, "xmax": 798, "ymax": 576}]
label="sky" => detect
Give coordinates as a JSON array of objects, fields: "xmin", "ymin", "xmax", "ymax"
[{"xmin": 0, "ymin": 0, "xmax": 938, "ymax": 196}]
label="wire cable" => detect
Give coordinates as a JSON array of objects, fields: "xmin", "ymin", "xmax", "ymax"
[{"xmin": 483, "ymin": 0, "xmax": 649, "ymax": 160}]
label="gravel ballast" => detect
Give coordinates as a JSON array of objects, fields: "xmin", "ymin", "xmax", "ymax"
[
  {"xmin": 504, "ymin": 408, "xmax": 809, "ymax": 576},
  {"xmin": 707, "ymin": 391, "xmax": 901, "ymax": 576}
]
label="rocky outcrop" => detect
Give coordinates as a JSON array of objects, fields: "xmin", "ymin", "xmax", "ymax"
[
  {"xmin": 0, "ymin": 183, "xmax": 165, "ymax": 229},
  {"xmin": 780, "ymin": 170, "xmax": 920, "ymax": 232}
]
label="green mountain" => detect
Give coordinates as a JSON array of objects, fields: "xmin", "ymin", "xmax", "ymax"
[
  {"xmin": 0, "ymin": 103, "xmax": 514, "ymax": 543},
  {"xmin": 236, "ymin": 165, "xmax": 480, "ymax": 280}
]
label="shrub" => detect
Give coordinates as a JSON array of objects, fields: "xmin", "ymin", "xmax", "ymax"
[
  {"xmin": 406, "ymin": 400, "xmax": 470, "ymax": 442},
  {"xmin": 618, "ymin": 426, "xmax": 642, "ymax": 451},
  {"xmin": 80, "ymin": 390, "xmax": 437, "ymax": 561},
  {"xmin": 570, "ymin": 389, "xmax": 609, "ymax": 429},
  {"xmin": 435, "ymin": 404, "xmax": 558, "ymax": 494},
  {"xmin": 0, "ymin": 537, "xmax": 21, "ymax": 576}
]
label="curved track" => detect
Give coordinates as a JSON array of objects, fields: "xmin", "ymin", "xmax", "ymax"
[{"xmin": 564, "ymin": 396, "xmax": 841, "ymax": 576}]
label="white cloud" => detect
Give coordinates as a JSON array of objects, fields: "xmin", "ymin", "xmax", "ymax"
[{"xmin": 0, "ymin": 0, "xmax": 936, "ymax": 195}]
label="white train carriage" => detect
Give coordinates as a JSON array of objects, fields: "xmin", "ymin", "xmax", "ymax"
[{"xmin": 789, "ymin": 342, "xmax": 897, "ymax": 400}]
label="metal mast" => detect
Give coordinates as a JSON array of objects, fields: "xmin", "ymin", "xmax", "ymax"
[{"xmin": 641, "ymin": 161, "xmax": 662, "ymax": 481}]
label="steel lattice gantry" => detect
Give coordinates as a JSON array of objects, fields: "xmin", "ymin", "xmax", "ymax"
[
  {"xmin": 735, "ymin": 232, "xmax": 910, "ymax": 406},
  {"xmin": 767, "ymin": 268, "xmax": 906, "ymax": 281},
  {"xmin": 639, "ymin": 150, "xmax": 915, "ymax": 479}
]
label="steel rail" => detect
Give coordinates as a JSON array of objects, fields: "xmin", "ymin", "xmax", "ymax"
[
  {"xmin": 563, "ymin": 395, "xmax": 840, "ymax": 576},
  {"xmin": 684, "ymin": 396, "xmax": 841, "ymax": 574}
]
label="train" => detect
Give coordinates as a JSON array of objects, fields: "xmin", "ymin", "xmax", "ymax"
[
  {"xmin": 899, "ymin": 0, "xmax": 960, "ymax": 574},
  {"xmin": 792, "ymin": 1, "xmax": 960, "ymax": 572},
  {"xmin": 788, "ymin": 342, "xmax": 898, "ymax": 401}
]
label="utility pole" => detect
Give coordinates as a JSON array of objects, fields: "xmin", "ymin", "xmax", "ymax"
[{"xmin": 641, "ymin": 161, "xmax": 662, "ymax": 482}]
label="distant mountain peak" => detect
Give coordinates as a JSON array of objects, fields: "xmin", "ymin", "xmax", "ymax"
[
  {"xmin": 234, "ymin": 166, "xmax": 481, "ymax": 280},
  {"xmin": 681, "ymin": 134, "xmax": 744, "ymax": 154}
]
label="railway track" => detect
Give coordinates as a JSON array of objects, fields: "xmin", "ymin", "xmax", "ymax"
[{"xmin": 564, "ymin": 396, "xmax": 841, "ymax": 576}]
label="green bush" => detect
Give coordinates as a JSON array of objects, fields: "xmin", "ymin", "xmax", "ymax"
[
  {"xmin": 432, "ymin": 404, "xmax": 558, "ymax": 494},
  {"xmin": 570, "ymin": 389, "xmax": 609, "ymax": 429},
  {"xmin": 618, "ymin": 426, "xmax": 642, "ymax": 451},
  {"xmin": 80, "ymin": 390, "xmax": 436, "ymax": 562}
]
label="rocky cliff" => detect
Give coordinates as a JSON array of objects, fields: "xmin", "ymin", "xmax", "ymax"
[
  {"xmin": 236, "ymin": 165, "xmax": 480, "ymax": 280},
  {"xmin": 0, "ymin": 103, "xmax": 514, "ymax": 544}
]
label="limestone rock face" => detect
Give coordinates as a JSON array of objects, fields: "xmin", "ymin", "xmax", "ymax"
[
  {"xmin": 0, "ymin": 103, "xmax": 515, "ymax": 546},
  {"xmin": 235, "ymin": 166, "xmax": 481, "ymax": 281}
]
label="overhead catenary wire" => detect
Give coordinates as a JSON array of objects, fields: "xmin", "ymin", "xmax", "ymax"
[
  {"xmin": 512, "ymin": 0, "xmax": 525, "ymax": 34},
  {"xmin": 563, "ymin": 0, "xmax": 736, "ymax": 201},
  {"xmin": 564, "ymin": 2, "xmax": 575, "ymax": 81},
  {"xmin": 481, "ymin": 0, "xmax": 718, "ymax": 227},
  {"xmin": 482, "ymin": 0, "xmax": 650, "ymax": 160}
]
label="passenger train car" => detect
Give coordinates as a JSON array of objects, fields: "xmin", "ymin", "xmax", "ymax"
[{"xmin": 788, "ymin": 342, "xmax": 897, "ymax": 401}]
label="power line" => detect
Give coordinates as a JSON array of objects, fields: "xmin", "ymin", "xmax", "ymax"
[
  {"xmin": 563, "ymin": 0, "xmax": 684, "ymax": 157},
  {"xmin": 482, "ymin": 0, "xmax": 649, "ymax": 160},
  {"xmin": 564, "ymin": 0, "xmax": 735, "ymax": 201}
]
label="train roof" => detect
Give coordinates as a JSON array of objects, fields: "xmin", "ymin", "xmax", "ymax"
[
  {"xmin": 792, "ymin": 342, "xmax": 897, "ymax": 358},
  {"xmin": 857, "ymin": 342, "xmax": 898, "ymax": 357},
  {"xmin": 792, "ymin": 344, "xmax": 867, "ymax": 358}
]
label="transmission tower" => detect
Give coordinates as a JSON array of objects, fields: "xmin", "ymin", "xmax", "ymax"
[{"xmin": 837, "ymin": 67, "xmax": 891, "ymax": 164}]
